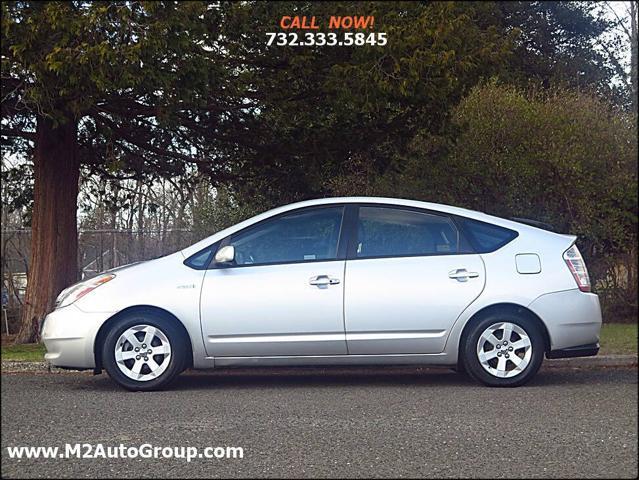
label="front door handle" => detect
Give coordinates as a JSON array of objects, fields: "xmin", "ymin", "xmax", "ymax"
[
  {"xmin": 309, "ymin": 275, "xmax": 340, "ymax": 286},
  {"xmin": 448, "ymin": 269, "xmax": 479, "ymax": 282}
]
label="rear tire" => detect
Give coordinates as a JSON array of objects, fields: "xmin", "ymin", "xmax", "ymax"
[
  {"xmin": 102, "ymin": 311, "xmax": 188, "ymax": 391},
  {"xmin": 462, "ymin": 312, "xmax": 544, "ymax": 387}
]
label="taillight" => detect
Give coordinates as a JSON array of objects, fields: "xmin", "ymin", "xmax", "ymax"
[{"xmin": 563, "ymin": 244, "xmax": 591, "ymax": 292}]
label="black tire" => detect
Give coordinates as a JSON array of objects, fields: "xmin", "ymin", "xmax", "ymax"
[
  {"xmin": 101, "ymin": 310, "xmax": 189, "ymax": 391},
  {"xmin": 461, "ymin": 312, "xmax": 545, "ymax": 387}
]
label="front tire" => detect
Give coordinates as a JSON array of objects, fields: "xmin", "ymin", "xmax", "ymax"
[
  {"xmin": 102, "ymin": 311, "xmax": 188, "ymax": 391},
  {"xmin": 462, "ymin": 312, "xmax": 544, "ymax": 387}
]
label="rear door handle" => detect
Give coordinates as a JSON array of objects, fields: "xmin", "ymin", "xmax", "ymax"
[
  {"xmin": 448, "ymin": 269, "xmax": 479, "ymax": 282},
  {"xmin": 309, "ymin": 275, "xmax": 340, "ymax": 286}
]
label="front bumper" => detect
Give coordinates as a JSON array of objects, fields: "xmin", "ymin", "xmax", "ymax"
[
  {"xmin": 41, "ymin": 305, "xmax": 113, "ymax": 369},
  {"xmin": 528, "ymin": 289, "xmax": 602, "ymax": 351}
]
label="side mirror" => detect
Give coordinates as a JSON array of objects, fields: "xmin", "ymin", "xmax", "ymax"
[{"xmin": 214, "ymin": 245, "xmax": 235, "ymax": 264}]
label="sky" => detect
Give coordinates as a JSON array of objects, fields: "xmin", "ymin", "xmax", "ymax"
[{"xmin": 599, "ymin": 1, "xmax": 634, "ymax": 74}]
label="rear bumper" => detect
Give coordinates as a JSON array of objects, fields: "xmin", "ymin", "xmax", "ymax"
[
  {"xmin": 41, "ymin": 305, "xmax": 113, "ymax": 369},
  {"xmin": 528, "ymin": 289, "xmax": 602, "ymax": 351},
  {"xmin": 546, "ymin": 343, "xmax": 599, "ymax": 359}
]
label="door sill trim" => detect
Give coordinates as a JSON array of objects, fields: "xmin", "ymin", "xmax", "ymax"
[{"xmin": 207, "ymin": 353, "xmax": 452, "ymax": 368}]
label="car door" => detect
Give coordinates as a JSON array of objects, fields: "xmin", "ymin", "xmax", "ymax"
[
  {"xmin": 200, "ymin": 205, "xmax": 348, "ymax": 357},
  {"xmin": 344, "ymin": 205, "xmax": 485, "ymax": 354}
]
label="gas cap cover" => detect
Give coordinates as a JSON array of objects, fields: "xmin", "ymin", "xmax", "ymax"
[{"xmin": 516, "ymin": 254, "xmax": 541, "ymax": 274}]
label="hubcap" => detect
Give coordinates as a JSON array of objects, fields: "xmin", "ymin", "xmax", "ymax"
[
  {"xmin": 476, "ymin": 322, "xmax": 532, "ymax": 379},
  {"xmin": 114, "ymin": 324, "xmax": 171, "ymax": 382}
]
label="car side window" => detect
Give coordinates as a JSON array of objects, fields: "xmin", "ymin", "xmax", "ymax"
[
  {"xmin": 183, "ymin": 242, "xmax": 219, "ymax": 270},
  {"xmin": 356, "ymin": 206, "xmax": 463, "ymax": 258},
  {"xmin": 229, "ymin": 207, "xmax": 344, "ymax": 266},
  {"xmin": 455, "ymin": 216, "xmax": 518, "ymax": 253}
]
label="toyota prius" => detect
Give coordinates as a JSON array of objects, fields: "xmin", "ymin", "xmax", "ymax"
[{"xmin": 42, "ymin": 197, "xmax": 602, "ymax": 390}]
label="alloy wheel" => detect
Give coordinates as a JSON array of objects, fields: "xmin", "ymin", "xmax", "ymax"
[
  {"xmin": 476, "ymin": 322, "xmax": 532, "ymax": 379},
  {"xmin": 114, "ymin": 324, "xmax": 172, "ymax": 381}
]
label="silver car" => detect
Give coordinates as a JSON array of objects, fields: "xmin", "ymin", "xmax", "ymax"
[{"xmin": 42, "ymin": 197, "xmax": 602, "ymax": 390}]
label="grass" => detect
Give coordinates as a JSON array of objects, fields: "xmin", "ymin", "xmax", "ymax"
[
  {"xmin": 1, "ymin": 342, "xmax": 46, "ymax": 362},
  {"xmin": 0, "ymin": 323, "xmax": 636, "ymax": 362},
  {"xmin": 599, "ymin": 323, "xmax": 638, "ymax": 355}
]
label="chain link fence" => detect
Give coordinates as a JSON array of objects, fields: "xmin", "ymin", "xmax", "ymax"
[{"xmin": 1, "ymin": 228, "xmax": 199, "ymax": 334}]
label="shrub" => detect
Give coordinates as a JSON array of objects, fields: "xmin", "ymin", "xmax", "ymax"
[{"xmin": 329, "ymin": 83, "xmax": 638, "ymax": 321}]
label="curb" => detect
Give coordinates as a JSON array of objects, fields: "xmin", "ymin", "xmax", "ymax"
[
  {"xmin": 1, "ymin": 361, "xmax": 86, "ymax": 374},
  {"xmin": 543, "ymin": 354, "xmax": 637, "ymax": 369},
  {"xmin": 2, "ymin": 355, "xmax": 637, "ymax": 374}
]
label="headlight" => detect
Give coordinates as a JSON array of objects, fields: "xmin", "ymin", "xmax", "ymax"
[{"xmin": 55, "ymin": 273, "xmax": 116, "ymax": 309}]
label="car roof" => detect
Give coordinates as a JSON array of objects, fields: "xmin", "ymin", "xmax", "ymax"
[
  {"xmin": 276, "ymin": 196, "xmax": 490, "ymax": 219},
  {"xmin": 180, "ymin": 196, "xmax": 571, "ymax": 258},
  {"xmin": 257, "ymin": 197, "xmax": 540, "ymax": 230}
]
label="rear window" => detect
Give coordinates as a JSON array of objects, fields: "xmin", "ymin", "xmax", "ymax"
[{"xmin": 455, "ymin": 217, "xmax": 518, "ymax": 253}]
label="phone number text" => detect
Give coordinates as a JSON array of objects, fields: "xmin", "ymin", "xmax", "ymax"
[{"xmin": 266, "ymin": 32, "xmax": 387, "ymax": 47}]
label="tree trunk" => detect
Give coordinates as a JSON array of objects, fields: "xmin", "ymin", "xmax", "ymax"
[
  {"xmin": 14, "ymin": 116, "xmax": 80, "ymax": 344},
  {"xmin": 630, "ymin": 1, "xmax": 638, "ymax": 113}
]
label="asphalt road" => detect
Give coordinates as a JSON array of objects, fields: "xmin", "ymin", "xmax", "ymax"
[{"xmin": 1, "ymin": 367, "xmax": 637, "ymax": 479}]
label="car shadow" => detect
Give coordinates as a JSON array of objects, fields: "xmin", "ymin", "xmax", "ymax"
[
  {"xmin": 173, "ymin": 366, "xmax": 475, "ymax": 390},
  {"xmin": 78, "ymin": 365, "xmax": 630, "ymax": 392}
]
